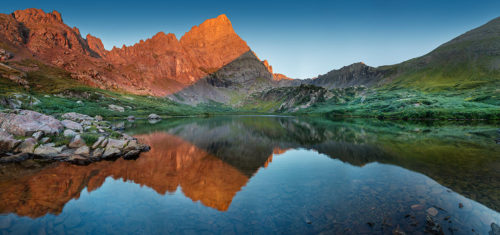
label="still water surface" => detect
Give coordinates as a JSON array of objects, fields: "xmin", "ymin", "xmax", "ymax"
[{"xmin": 0, "ymin": 116, "xmax": 499, "ymax": 234}]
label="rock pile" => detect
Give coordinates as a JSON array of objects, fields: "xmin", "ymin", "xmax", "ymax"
[{"xmin": 0, "ymin": 110, "xmax": 149, "ymax": 164}]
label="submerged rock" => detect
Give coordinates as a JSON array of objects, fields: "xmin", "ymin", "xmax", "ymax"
[
  {"xmin": 490, "ymin": 223, "xmax": 500, "ymax": 235},
  {"xmin": 426, "ymin": 207, "xmax": 438, "ymax": 216}
]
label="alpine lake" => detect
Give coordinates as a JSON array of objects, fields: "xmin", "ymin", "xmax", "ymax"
[{"xmin": 0, "ymin": 116, "xmax": 499, "ymax": 235}]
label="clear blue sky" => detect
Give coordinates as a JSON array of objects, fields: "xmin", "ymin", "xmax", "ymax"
[{"xmin": 2, "ymin": 0, "xmax": 500, "ymax": 78}]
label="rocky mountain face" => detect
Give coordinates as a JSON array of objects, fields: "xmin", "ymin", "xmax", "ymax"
[
  {"xmin": 0, "ymin": 9, "xmax": 260, "ymax": 96},
  {"xmin": 303, "ymin": 62, "xmax": 386, "ymax": 89},
  {"xmin": 168, "ymin": 50, "xmax": 275, "ymax": 105}
]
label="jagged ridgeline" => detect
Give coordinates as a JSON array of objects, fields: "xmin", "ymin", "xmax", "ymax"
[{"xmin": 0, "ymin": 9, "xmax": 499, "ymax": 118}]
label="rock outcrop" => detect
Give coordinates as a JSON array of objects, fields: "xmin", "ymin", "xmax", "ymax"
[
  {"xmin": 0, "ymin": 110, "xmax": 63, "ymax": 136},
  {"xmin": 0, "ymin": 110, "xmax": 149, "ymax": 164},
  {"xmin": 169, "ymin": 50, "xmax": 275, "ymax": 105}
]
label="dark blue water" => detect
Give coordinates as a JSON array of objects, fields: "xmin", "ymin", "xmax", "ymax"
[{"xmin": 0, "ymin": 116, "xmax": 499, "ymax": 234}]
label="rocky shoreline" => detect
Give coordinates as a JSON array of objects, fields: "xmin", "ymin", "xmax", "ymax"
[{"xmin": 0, "ymin": 110, "xmax": 150, "ymax": 164}]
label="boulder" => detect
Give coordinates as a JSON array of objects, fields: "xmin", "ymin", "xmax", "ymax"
[
  {"xmin": 63, "ymin": 129, "xmax": 77, "ymax": 137},
  {"xmin": 148, "ymin": 113, "xmax": 161, "ymax": 120},
  {"xmin": 34, "ymin": 144, "xmax": 62, "ymax": 157},
  {"xmin": 102, "ymin": 147, "xmax": 121, "ymax": 159},
  {"xmin": 0, "ymin": 153, "xmax": 31, "ymax": 163},
  {"xmin": 0, "ymin": 130, "xmax": 21, "ymax": 153},
  {"xmin": 61, "ymin": 112, "xmax": 94, "ymax": 122},
  {"xmin": 61, "ymin": 120, "xmax": 83, "ymax": 132},
  {"xmin": 74, "ymin": 146, "xmax": 90, "ymax": 157},
  {"xmin": 108, "ymin": 104, "xmax": 124, "ymax": 112},
  {"xmin": 67, "ymin": 155, "xmax": 90, "ymax": 165},
  {"xmin": 100, "ymin": 138, "xmax": 108, "ymax": 148},
  {"xmin": 123, "ymin": 150, "xmax": 140, "ymax": 159},
  {"xmin": 0, "ymin": 110, "xmax": 63, "ymax": 136},
  {"xmin": 124, "ymin": 139, "xmax": 139, "ymax": 151},
  {"xmin": 40, "ymin": 137, "xmax": 50, "ymax": 144},
  {"xmin": 32, "ymin": 131, "xmax": 44, "ymax": 140},
  {"xmin": 106, "ymin": 139, "xmax": 127, "ymax": 149},
  {"xmin": 68, "ymin": 135, "xmax": 86, "ymax": 148},
  {"xmin": 15, "ymin": 138, "xmax": 37, "ymax": 153},
  {"xmin": 91, "ymin": 148, "xmax": 104, "ymax": 159},
  {"xmin": 92, "ymin": 136, "xmax": 105, "ymax": 149}
]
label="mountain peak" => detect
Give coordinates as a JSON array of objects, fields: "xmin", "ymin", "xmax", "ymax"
[
  {"xmin": 180, "ymin": 14, "xmax": 237, "ymax": 43},
  {"xmin": 151, "ymin": 31, "xmax": 178, "ymax": 42},
  {"xmin": 86, "ymin": 34, "xmax": 107, "ymax": 57},
  {"xmin": 12, "ymin": 8, "xmax": 63, "ymax": 24},
  {"xmin": 214, "ymin": 14, "xmax": 230, "ymax": 23}
]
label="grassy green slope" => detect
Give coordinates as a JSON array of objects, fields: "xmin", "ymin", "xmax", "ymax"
[
  {"xmin": 0, "ymin": 59, "xmax": 234, "ymax": 117},
  {"xmin": 297, "ymin": 17, "xmax": 500, "ymax": 119}
]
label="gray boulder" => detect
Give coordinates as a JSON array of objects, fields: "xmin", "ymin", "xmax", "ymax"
[
  {"xmin": 63, "ymin": 129, "xmax": 77, "ymax": 137},
  {"xmin": 15, "ymin": 138, "xmax": 37, "ymax": 154},
  {"xmin": 32, "ymin": 131, "xmax": 44, "ymax": 141},
  {"xmin": 61, "ymin": 112, "xmax": 94, "ymax": 123},
  {"xmin": 102, "ymin": 147, "xmax": 121, "ymax": 159},
  {"xmin": 106, "ymin": 139, "xmax": 127, "ymax": 149},
  {"xmin": 91, "ymin": 148, "xmax": 104, "ymax": 159},
  {"xmin": 0, "ymin": 129, "xmax": 21, "ymax": 153},
  {"xmin": 34, "ymin": 145, "xmax": 62, "ymax": 157},
  {"xmin": 68, "ymin": 135, "xmax": 86, "ymax": 148},
  {"xmin": 0, "ymin": 153, "xmax": 31, "ymax": 163},
  {"xmin": 40, "ymin": 137, "xmax": 50, "ymax": 144},
  {"xmin": 74, "ymin": 146, "xmax": 90, "ymax": 157},
  {"xmin": 123, "ymin": 150, "xmax": 140, "ymax": 159},
  {"xmin": 108, "ymin": 104, "xmax": 125, "ymax": 112},
  {"xmin": 92, "ymin": 136, "xmax": 106, "ymax": 149},
  {"xmin": 61, "ymin": 120, "xmax": 83, "ymax": 132},
  {"xmin": 0, "ymin": 110, "xmax": 63, "ymax": 136}
]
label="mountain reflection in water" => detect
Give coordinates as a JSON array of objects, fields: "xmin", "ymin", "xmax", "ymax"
[{"xmin": 0, "ymin": 116, "xmax": 498, "ymax": 234}]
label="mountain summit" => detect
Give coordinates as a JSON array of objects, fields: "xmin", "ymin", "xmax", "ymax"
[{"xmin": 0, "ymin": 9, "xmax": 267, "ymax": 96}]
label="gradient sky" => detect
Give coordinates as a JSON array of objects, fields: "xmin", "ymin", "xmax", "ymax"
[{"xmin": 2, "ymin": 0, "xmax": 500, "ymax": 78}]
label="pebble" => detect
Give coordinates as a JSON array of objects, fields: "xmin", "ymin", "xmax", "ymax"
[
  {"xmin": 411, "ymin": 204, "xmax": 424, "ymax": 210},
  {"xmin": 426, "ymin": 207, "xmax": 438, "ymax": 216}
]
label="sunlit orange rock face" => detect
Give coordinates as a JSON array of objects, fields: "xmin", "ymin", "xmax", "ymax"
[
  {"xmin": 0, "ymin": 9, "xmax": 266, "ymax": 96},
  {"xmin": 0, "ymin": 132, "xmax": 258, "ymax": 217},
  {"xmin": 180, "ymin": 14, "xmax": 250, "ymax": 74}
]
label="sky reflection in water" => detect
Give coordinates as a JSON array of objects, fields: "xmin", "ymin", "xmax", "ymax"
[{"xmin": 0, "ymin": 116, "xmax": 498, "ymax": 234}]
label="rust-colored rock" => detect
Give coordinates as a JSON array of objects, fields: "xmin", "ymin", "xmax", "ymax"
[
  {"xmin": 86, "ymin": 34, "xmax": 107, "ymax": 58},
  {"xmin": 0, "ymin": 9, "xmax": 277, "ymax": 96}
]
